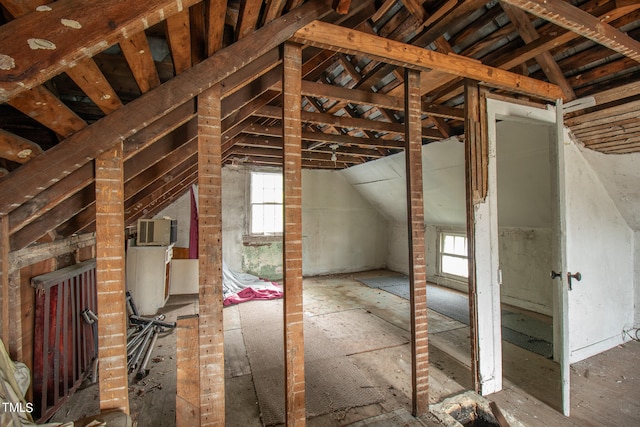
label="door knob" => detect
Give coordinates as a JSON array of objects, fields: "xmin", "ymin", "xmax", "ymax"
[
  {"xmin": 550, "ymin": 270, "xmax": 562, "ymax": 279},
  {"xmin": 567, "ymin": 272, "xmax": 581, "ymax": 290}
]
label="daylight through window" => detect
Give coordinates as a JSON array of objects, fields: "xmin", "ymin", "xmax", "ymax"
[
  {"xmin": 440, "ymin": 232, "xmax": 468, "ymax": 278},
  {"xmin": 250, "ymin": 172, "xmax": 283, "ymax": 235}
]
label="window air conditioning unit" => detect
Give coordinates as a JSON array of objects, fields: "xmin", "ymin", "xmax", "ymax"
[{"xmin": 137, "ymin": 218, "xmax": 177, "ymax": 246}]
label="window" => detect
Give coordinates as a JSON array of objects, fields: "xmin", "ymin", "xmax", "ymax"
[
  {"xmin": 250, "ymin": 171, "xmax": 283, "ymax": 235},
  {"xmin": 439, "ymin": 232, "xmax": 468, "ymax": 278}
]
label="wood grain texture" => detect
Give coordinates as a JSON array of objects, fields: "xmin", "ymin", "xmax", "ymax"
[
  {"xmin": 291, "ymin": 21, "xmax": 565, "ymax": 101},
  {"xmin": 94, "ymin": 142, "xmax": 129, "ymax": 415},
  {"xmin": 0, "ymin": 0, "xmax": 333, "ymax": 216},
  {"xmin": 283, "ymin": 42, "xmax": 306, "ymax": 426},
  {"xmin": 197, "ymin": 84, "xmax": 225, "ymax": 427},
  {"xmin": 404, "ymin": 68, "xmax": 429, "ymax": 416},
  {"xmin": 0, "ymin": 0, "xmax": 201, "ymax": 102}
]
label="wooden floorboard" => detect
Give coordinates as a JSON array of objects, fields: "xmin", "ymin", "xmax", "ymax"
[{"xmin": 49, "ymin": 272, "xmax": 640, "ymax": 427}]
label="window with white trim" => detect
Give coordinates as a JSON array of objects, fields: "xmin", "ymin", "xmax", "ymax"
[
  {"xmin": 439, "ymin": 232, "xmax": 469, "ymax": 278},
  {"xmin": 250, "ymin": 171, "xmax": 283, "ymax": 235}
]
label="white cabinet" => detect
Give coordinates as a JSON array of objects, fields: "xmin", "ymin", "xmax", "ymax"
[{"xmin": 126, "ymin": 245, "xmax": 173, "ymax": 315}]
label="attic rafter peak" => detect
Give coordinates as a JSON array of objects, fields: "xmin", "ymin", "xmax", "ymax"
[
  {"xmin": 0, "ymin": 0, "xmax": 335, "ymax": 216},
  {"xmin": 291, "ymin": 21, "xmax": 565, "ymax": 101},
  {"xmin": 0, "ymin": 0, "xmax": 202, "ymax": 102},
  {"xmin": 500, "ymin": 0, "xmax": 640, "ymax": 63}
]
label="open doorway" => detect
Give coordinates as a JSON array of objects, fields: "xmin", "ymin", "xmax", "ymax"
[
  {"xmin": 477, "ymin": 96, "xmax": 569, "ymax": 415},
  {"xmin": 495, "ymin": 120, "xmax": 561, "ymax": 409}
]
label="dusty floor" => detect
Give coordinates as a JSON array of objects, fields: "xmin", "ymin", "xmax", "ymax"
[{"xmin": 50, "ymin": 270, "xmax": 640, "ymax": 426}]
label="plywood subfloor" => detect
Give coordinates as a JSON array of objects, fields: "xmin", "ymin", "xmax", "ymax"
[{"xmin": 49, "ymin": 271, "xmax": 640, "ymax": 426}]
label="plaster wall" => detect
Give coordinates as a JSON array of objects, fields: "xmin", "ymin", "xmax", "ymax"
[
  {"xmin": 158, "ymin": 166, "xmax": 387, "ymax": 279},
  {"xmin": 155, "ymin": 190, "xmax": 192, "ymax": 249},
  {"xmin": 343, "ymin": 136, "xmax": 553, "ymax": 315},
  {"xmin": 573, "ymin": 148, "xmax": 640, "ymax": 329},
  {"xmin": 563, "ymin": 133, "xmax": 635, "ymax": 363}
]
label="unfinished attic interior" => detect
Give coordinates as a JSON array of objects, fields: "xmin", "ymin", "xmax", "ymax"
[{"xmin": 1, "ymin": 0, "xmax": 640, "ymax": 425}]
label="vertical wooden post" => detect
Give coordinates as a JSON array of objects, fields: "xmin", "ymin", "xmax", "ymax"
[
  {"xmin": 176, "ymin": 314, "xmax": 201, "ymax": 426},
  {"xmin": 282, "ymin": 41, "xmax": 306, "ymax": 426},
  {"xmin": 404, "ymin": 68, "xmax": 429, "ymax": 416},
  {"xmin": 95, "ymin": 142, "xmax": 129, "ymax": 414},
  {"xmin": 464, "ymin": 79, "xmax": 487, "ymax": 394},
  {"xmin": 1, "ymin": 215, "xmax": 9, "ymax": 348},
  {"xmin": 197, "ymin": 83, "xmax": 225, "ymax": 426}
]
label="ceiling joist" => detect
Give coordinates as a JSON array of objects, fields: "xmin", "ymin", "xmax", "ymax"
[
  {"xmin": 291, "ymin": 21, "xmax": 565, "ymax": 101},
  {"xmin": 500, "ymin": 0, "xmax": 640, "ymax": 63}
]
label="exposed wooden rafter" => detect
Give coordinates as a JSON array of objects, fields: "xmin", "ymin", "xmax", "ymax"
[
  {"xmin": 291, "ymin": 21, "xmax": 565, "ymax": 101},
  {"xmin": 500, "ymin": 0, "xmax": 640, "ymax": 63}
]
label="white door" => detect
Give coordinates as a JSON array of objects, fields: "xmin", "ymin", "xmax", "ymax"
[{"xmin": 475, "ymin": 98, "xmax": 569, "ymax": 415}]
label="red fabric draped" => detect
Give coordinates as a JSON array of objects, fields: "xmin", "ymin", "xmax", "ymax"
[{"xmin": 189, "ymin": 185, "xmax": 199, "ymax": 259}]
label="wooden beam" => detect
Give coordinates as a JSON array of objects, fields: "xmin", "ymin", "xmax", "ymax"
[
  {"xmin": 282, "ymin": 41, "xmax": 306, "ymax": 426},
  {"xmin": 176, "ymin": 315, "xmax": 201, "ymax": 427},
  {"xmin": 94, "ymin": 142, "xmax": 129, "ymax": 415},
  {"xmin": 127, "ymin": 165, "xmax": 198, "ymax": 225},
  {"xmin": 0, "ymin": 0, "xmax": 201, "ymax": 102},
  {"xmin": 333, "ymin": 0, "xmax": 351, "ymax": 15},
  {"xmin": 253, "ymin": 105, "xmax": 443, "ymax": 140},
  {"xmin": 119, "ymin": 31, "xmax": 161, "ymax": 94},
  {"xmin": 206, "ymin": 0, "xmax": 228, "ymax": 55},
  {"xmin": 65, "ymin": 58, "xmax": 124, "ymax": 114},
  {"xmin": 0, "ymin": 0, "xmax": 334, "ymax": 216},
  {"xmin": 302, "ymin": 80, "xmax": 403, "ymax": 111},
  {"xmin": 263, "ymin": 0, "xmax": 288, "ymax": 25},
  {"xmin": 242, "ymin": 121, "xmax": 406, "ymax": 149},
  {"xmin": 235, "ymin": 0, "xmax": 263, "ymax": 40},
  {"xmin": 0, "ymin": 0, "xmax": 49, "ymax": 17},
  {"xmin": 291, "ymin": 21, "xmax": 565, "ymax": 100},
  {"xmin": 166, "ymin": 9, "xmax": 193, "ymax": 74},
  {"xmin": 8, "ymin": 162, "xmax": 93, "ymax": 236},
  {"xmin": 7, "ymin": 86, "xmax": 87, "ymax": 137},
  {"xmin": 0, "ymin": 128, "xmax": 43, "ymax": 163},
  {"xmin": 564, "ymin": 81, "xmax": 640, "ymax": 115},
  {"xmin": 404, "ymin": 68, "xmax": 428, "ymax": 416},
  {"xmin": 500, "ymin": 1, "xmax": 576, "ymax": 101},
  {"xmin": 463, "ymin": 79, "xmax": 485, "ymax": 394},
  {"xmin": 500, "ymin": 0, "xmax": 640, "ymax": 63},
  {"xmin": 197, "ymin": 83, "xmax": 225, "ymax": 427}
]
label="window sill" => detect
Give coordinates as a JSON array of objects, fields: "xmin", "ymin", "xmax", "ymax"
[{"xmin": 243, "ymin": 234, "xmax": 283, "ymax": 246}]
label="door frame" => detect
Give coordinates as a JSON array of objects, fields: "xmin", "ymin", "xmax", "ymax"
[{"xmin": 474, "ymin": 97, "xmax": 569, "ymax": 415}]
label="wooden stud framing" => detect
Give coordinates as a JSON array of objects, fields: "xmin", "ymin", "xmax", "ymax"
[
  {"xmin": 282, "ymin": 41, "xmax": 306, "ymax": 426},
  {"xmin": 463, "ymin": 79, "xmax": 487, "ymax": 393},
  {"xmin": 94, "ymin": 142, "xmax": 129, "ymax": 414},
  {"xmin": 404, "ymin": 68, "xmax": 429, "ymax": 416},
  {"xmin": 197, "ymin": 83, "xmax": 225, "ymax": 427}
]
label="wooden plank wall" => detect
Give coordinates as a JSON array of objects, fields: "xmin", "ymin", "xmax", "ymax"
[
  {"xmin": 282, "ymin": 42, "xmax": 306, "ymax": 426},
  {"xmin": 404, "ymin": 68, "xmax": 429, "ymax": 416},
  {"xmin": 94, "ymin": 142, "xmax": 130, "ymax": 414},
  {"xmin": 197, "ymin": 84, "xmax": 225, "ymax": 427}
]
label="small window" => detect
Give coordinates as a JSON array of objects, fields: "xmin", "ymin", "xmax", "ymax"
[
  {"xmin": 439, "ymin": 232, "xmax": 468, "ymax": 278},
  {"xmin": 250, "ymin": 172, "xmax": 283, "ymax": 235}
]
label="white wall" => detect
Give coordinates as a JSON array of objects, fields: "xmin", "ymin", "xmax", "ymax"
[
  {"xmin": 343, "ymin": 134, "xmax": 554, "ymax": 315},
  {"xmin": 157, "ymin": 166, "xmax": 388, "ymax": 278},
  {"xmin": 155, "ymin": 190, "xmax": 192, "ymax": 248},
  {"xmin": 574, "ymin": 148, "xmax": 640, "ymax": 329},
  {"xmin": 563, "ymin": 132, "xmax": 635, "ymax": 362}
]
